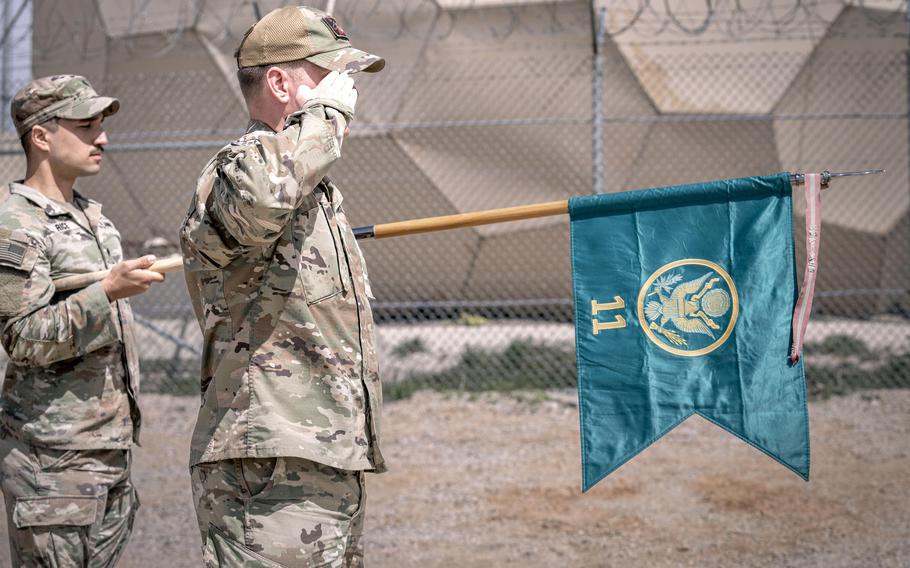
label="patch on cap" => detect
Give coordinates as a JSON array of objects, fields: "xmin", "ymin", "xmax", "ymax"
[{"xmin": 322, "ymin": 16, "xmax": 348, "ymax": 41}]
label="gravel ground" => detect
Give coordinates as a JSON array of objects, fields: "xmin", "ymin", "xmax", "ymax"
[{"xmin": 0, "ymin": 389, "xmax": 907, "ymax": 567}]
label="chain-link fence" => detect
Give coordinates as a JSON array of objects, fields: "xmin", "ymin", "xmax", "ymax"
[{"xmin": 0, "ymin": 0, "xmax": 907, "ymax": 400}]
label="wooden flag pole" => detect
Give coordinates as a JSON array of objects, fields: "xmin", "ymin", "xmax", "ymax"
[
  {"xmin": 359, "ymin": 199, "xmax": 569, "ymax": 240},
  {"xmin": 53, "ymin": 255, "xmax": 184, "ymax": 292},
  {"xmin": 354, "ymin": 170, "xmax": 885, "ymax": 239},
  {"xmin": 51, "ymin": 169, "xmax": 884, "ymax": 291},
  {"xmin": 354, "ymin": 169, "xmax": 885, "ymax": 240}
]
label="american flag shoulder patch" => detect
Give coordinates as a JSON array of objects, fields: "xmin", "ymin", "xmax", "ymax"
[{"xmin": 0, "ymin": 239, "xmax": 27, "ymax": 269}]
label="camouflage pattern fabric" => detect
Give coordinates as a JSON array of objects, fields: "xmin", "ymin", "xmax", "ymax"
[
  {"xmin": 235, "ymin": 6, "xmax": 384, "ymax": 74},
  {"xmin": 0, "ymin": 182, "xmax": 141, "ymax": 449},
  {"xmin": 179, "ymin": 101, "xmax": 384, "ymax": 473},
  {"xmin": 0, "ymin": 430, "xmax": 139, "ymax": 567},
  {"xmin": 10, "ymin": 75, "xmax": 119, "ymax": 137},
  {"xmin": 191, "ymin": 457, "xmax": 364, "ymax": 567}
]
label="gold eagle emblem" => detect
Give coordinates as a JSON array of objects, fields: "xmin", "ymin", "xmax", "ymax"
[
  {"xmin": 636, "ymin": 259, "xmax": 739, "ymax": 357},
  {"xmin": 643, "ymin": 271, "xmax": 732, "ymax": 347}
]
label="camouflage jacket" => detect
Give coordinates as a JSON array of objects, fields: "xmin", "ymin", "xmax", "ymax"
[
  {"xmin": 0, "ymin": 182, "xmax": 140, "ymax": 449},
  {"xmin": 180, "ymin": 103, "xmax": 384, "ymax": 472}
]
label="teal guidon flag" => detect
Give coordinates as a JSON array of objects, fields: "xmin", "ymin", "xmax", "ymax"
[{"xmin": 570, "ymin": 173, "xmax": 810, "ymax": 492}]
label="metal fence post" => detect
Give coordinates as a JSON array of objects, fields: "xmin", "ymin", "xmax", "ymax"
[
  {"xmin": 592, "ymin": 4, "xmax": 606, "ymax": 195},
  {"xmin": 0, "ymin": 0, "xmax": 30, "ymax": 132}
]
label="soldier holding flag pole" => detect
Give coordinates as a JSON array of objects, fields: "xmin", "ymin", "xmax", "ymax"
[{"xmin": 0, "ymin": 75, "xmax": 164, "ymax": 566}]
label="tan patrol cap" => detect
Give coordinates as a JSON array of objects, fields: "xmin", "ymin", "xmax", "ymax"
[
  {"xmin": 235, "ymin": 5, "xmax": 384, "ymax": 74},
  {"xmin": 10, "ymin": 75, "xmax": 119, "ymax": 138}
]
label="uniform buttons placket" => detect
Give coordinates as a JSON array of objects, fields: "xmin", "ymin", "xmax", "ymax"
[{"xmin": 335, "ymin": 213, "xmax": 377, "ymax": 452}]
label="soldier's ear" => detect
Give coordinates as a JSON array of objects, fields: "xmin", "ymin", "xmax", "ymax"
[
  {"xmin": 29, "ymin": 124, "xmax": 53, "ymax": 154},
  {"xmin": 264, "ymin": 66, "xmax": 292, "ymax": 105}
]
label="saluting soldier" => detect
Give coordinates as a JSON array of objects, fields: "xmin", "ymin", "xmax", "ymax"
[
  {"xmin": 179, "ymin": 5, "xmax": 386, "ymax": 567},
  {"xmin": 0, "ymin": 75, "xmax": 164, "ymax": 566}
]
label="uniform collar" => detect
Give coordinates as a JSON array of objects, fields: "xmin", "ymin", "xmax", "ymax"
[
  {"xmin": 73, "ymin": 191, "xmax": 100, "ymax": 215},
  {"xmin": 9, "ymin": 182, "xmax": 70, "ymax": 217},
  {"xmin": 8, "ymin": 182, "xmax": 102, "ymax": 229},
  {"xmin": 246, "ymin": 118, "xmax": 275, "ymax": 134}
]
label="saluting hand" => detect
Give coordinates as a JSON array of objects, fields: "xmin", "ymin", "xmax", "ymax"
[
  {"xmin": 101, "ymin": 255, "xmax": 166, "ymax": 301},
  {"xmin": 295, "ymin": 70, "xmax": 358, "ymax": 118}
]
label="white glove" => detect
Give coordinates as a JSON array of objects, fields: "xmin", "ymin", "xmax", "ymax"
[{"xmin": 295, "ymin": 71, "xmax": 357, "ymax": 117}]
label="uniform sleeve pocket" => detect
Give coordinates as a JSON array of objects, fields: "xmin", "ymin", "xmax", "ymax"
[{"xmin": 13, "ymin": 496, "xmax": 98, "ymax": 528}]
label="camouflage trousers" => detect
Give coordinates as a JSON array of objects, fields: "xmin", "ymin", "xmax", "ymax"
[
  {"xmin": 0, "ymin": 434, "xmax": 139, "ymax": 568},
  {"xmin": 191, "ymin": 457, "xmax": 366, "ymax": 567}
]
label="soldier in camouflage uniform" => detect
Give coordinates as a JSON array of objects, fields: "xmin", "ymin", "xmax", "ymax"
[
  {"xmin": 0, "ymin": 75, "xmax": 165, "ymax": 567},
  {"xmin": 179, "ymin": 6, "xmax": 386, "ymax": 567}
]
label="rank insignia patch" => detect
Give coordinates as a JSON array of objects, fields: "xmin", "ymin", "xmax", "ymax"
[{"xmin": 323, "ymin": 16, "xmax": 348, "ymax": 41}]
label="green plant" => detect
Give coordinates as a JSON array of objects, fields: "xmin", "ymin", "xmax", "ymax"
[
  {"xmin": 391, "ymin": 338, "xmax": 428, "ymax": 358},
  {"xmin": 139, "ymin": 359, "xmax": 199, "ymax": 396},
  {"xmin": 383, "ymin": 340, "xmax": 577, "ymax": 401},
  {"xmin": 456, "ymin": 312, "xmax": 489, "ymax": 326},
  {"xmin": 804, "ymin": 334, "xmax": 876, "ymax": 360},
  {"xmin": 805, "ymin": 350, "xmax": 910, "ymax": 399}
]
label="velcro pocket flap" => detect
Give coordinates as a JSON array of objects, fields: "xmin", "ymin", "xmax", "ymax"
[{"xmin": 13, "ymin": 496, "xmax": 98, "ymax": 528}]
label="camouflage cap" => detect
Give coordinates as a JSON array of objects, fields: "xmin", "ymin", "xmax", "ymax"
[
  {"xmin": 235, "ymin": 6, "xmax": 384, "ymax": 74},
  {"xmin": 10, "ymin": 75, "xmax": 119, "ymax": 138}
]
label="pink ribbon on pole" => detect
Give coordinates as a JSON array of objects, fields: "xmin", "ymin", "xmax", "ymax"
[{"xmin": 790, "ymin": 173, "xmax": 823, "ymax": 363}]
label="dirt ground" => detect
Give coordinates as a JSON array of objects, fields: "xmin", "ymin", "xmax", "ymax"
[{"xmin": 0, "ymin": 389, "xmax": 907, "ymax": 567}]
